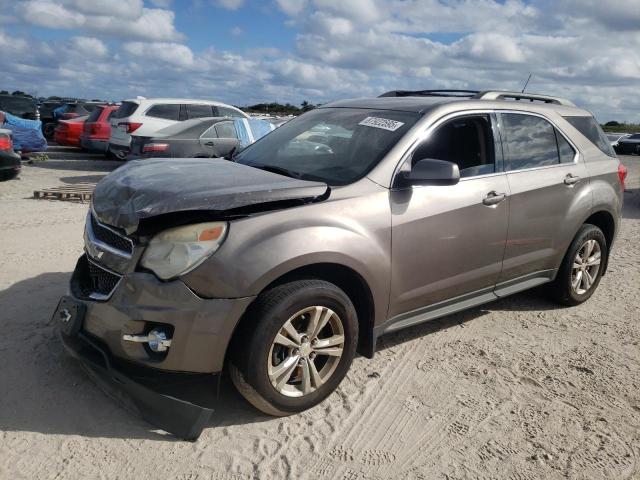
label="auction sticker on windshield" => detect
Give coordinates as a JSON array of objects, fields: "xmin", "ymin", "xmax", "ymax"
[{"xmin": 358, "ymin": 117, "xmax": 405, "ymax": 132}]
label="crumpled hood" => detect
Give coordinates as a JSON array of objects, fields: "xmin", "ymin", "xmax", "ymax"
[{"xmin": 93, "ymin": 158, "xmax": 329, "ymax": 234}]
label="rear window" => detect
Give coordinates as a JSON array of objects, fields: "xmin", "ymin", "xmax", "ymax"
[
  {"xmin": 186, "ymin": 104, "xmax": 214, "ymax": 119},
  {"xmin": 146, "ymin": 104, "xmax": 180, "ymax": 121},
  {"xmin": 86, "ymin": 107, "xmax": 103, "ymax": 123},
  {"xmin": 563, "ymin": 116, "xmax": 616, "ymax": 157},
  {"xmin": 112, "ymin": 101, "xmax": 139, "ymax": 119}
]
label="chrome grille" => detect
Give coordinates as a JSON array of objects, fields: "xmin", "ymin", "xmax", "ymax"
[{"xmin": 90, "ymin": 214, "xmax": 133, "ymax": 255}]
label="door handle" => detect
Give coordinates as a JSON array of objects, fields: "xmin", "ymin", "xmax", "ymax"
[
  {"xmin": 564, "ymin": 173, "xmax": 581, "ymax": 185},
  {"xmin": 204, "ymin": 141, "xmax": 215, "ymax": 147},
  {"xmin": 482, "ymin": 191, "xmax": 507, "ymax": 206}
]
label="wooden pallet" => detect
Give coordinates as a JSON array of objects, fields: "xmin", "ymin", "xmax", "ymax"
[{"xmin": 33, "ymin": 183, "xmax": 96, "ymax": 201}]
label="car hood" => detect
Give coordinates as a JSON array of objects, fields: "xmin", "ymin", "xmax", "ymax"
[{"xmin": 93, "ymin": 158, "xmax": 329, "ymax": 234}]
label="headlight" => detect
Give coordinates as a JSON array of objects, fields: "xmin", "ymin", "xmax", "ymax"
[{"xmin": 141, "ymin": 222, "xmax": 228, "ymax": 280}]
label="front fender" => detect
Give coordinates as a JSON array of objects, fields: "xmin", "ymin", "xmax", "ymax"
[{"xmin": 181, "ymin": 188, "xmax": 392, "ymax": 314}]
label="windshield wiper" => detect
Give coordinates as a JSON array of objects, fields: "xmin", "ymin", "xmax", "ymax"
[{"xmin": 251, "ymin": 164, "xmax": 303, "ymax": 179}]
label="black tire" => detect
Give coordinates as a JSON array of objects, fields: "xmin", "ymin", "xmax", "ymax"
[
  {"xmin": 229, "ymin": 279, "xmax": 358, "ymax": 416},
  {"xmin": 549, "ymin": 224, "xmax": 608, "ymax": 306},
  {"xmin": 0, "ymin": 170, "xmax": 19, "ymax": 181}
]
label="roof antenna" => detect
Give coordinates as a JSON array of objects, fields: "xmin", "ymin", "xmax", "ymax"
[{"xmin": 521, "ymin": 73, "xmax": 533, "ymax": 93}]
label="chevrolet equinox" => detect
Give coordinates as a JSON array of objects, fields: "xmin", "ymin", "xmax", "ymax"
[{"xmin": 54, "ymin": 90, "xmax": 626, "ymax": 439}]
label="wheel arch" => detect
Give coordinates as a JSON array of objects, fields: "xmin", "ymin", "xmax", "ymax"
[
  {"xmin": 225, "ymin": 262, "xmax": 377, "ymax": 368},
  {"xmin": 583, "ymin": 209, "xmax": 616, "ymax": 275}
]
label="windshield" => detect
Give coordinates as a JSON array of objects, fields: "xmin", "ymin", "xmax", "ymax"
[
  {"xmin": 234, "ymin": 107, "xmax": 419, "ymax": 185},
  {"xmin": 606, "ymin": 134, "xmax": 620, "ymax": 141}
]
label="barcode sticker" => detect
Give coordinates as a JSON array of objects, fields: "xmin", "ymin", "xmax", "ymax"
[{"xmin": 358, "ymin": 116, "xmax": 405, "ymax": 132}]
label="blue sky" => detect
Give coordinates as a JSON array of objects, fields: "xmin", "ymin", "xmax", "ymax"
[{"xmin": 0, "ymin": 0, "xmax": 639, "ymax": 121}]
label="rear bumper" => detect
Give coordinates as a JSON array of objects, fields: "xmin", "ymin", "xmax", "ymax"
[
  {"xmin": 108, "ymin": 142, "xmax": 129, "ymax": 158},
  {"xmin": 0, "ymin": 149, "xmax": 21, "ymax": 171},
  {"xmin": 58, "ymin": 326, "xmax": 215, "ymax": 440},
  {"xmin": 80, "ymin": 136, "xmax": 108, "ymax": 153}
]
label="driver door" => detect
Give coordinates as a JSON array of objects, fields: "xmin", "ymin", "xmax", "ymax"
[{"xmin": 388, "ymin": 113, "xmax": 510, "ymax": 321}]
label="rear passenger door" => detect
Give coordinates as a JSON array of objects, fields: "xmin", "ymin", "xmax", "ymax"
[
  {"xmin": 496, "ymin": 112, "xmax": 591, "ymax": 290},
  {"xmin": 199, "ymin": 121, "xmax": 240, "ymax": 157}
]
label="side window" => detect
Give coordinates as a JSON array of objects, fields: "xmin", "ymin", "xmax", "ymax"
[
  {"xmin": 146, "ymin": 104, "xmax": 180, "ymax": 120},
  {"xmin": 200, "ymin": 124, "xmax": 218, "ymax": 140},
  {"xmin": 501, "ymin": 113, "xmax": 559, "ymax": 171},
  {"xmin": 218, "ymin": 106, "xmax": 244, "ymax": 118},
  {"xmin": 215, "ymin": 121, "xmax": 238, "ymax": 139},
  {"xmin": 412, "ymin": 114, "xmax": 495, "ymax": 178},
  {"xmin": 556, "ymin": 130, "xmax": 576, "ymax": 163},
  {"xmin": 186, "ymin": 104, "xmax": 214, "ymax": 119}
]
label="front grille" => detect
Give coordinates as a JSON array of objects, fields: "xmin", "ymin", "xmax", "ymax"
[
  {"xmin": 73, "ymin": 255, "xmax": 122, "ymax": 300},
  {"xmin": 90, "ymin": 214, "xmax": 133, "ymax": 254}
]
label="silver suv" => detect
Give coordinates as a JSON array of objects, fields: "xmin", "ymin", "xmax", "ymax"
[{"xmin": 54, "ymin": 90, "xmax": 626, "ymax": 439}]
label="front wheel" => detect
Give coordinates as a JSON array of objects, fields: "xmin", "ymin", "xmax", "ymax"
[
  {"xmin": 549, "ymin": 224, "xmax": 607, "ymax": 306},
  {"xmin": 229, "ymin": 280, "xmax": 358, "ymax": 416}
]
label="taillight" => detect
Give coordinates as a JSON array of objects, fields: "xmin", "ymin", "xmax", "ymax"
[
  {"xmin": 618, "ymin": 163, "xmax": 627, "ymax": 191},
  {"xmin": 142, "ymin": 143, "xmax": 169, "ymax": 153},
  {"xmin": 0, "ymin": 135, "xmax": 12, "ymax": 151},
  {"xmin": 119, "ymin": 122, "xmax": 142, "ymax": 133}
]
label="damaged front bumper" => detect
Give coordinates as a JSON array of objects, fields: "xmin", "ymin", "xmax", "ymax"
[{"xmin": 54, "ymin": 295, "xmax": 215, "ymax": 440}]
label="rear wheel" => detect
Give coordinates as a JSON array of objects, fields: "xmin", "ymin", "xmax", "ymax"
[
  {"xmin": 549, "ymin": 224, "xmax": 607, "ymax": 306},
  {"xmin": 229, "ymin": 280, "xmax": 358, "ymax": 416}
]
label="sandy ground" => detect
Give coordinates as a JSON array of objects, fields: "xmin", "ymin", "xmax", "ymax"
[{"xmin": 0, "ymin": 153, "xmax": 639, "ymax": 480}]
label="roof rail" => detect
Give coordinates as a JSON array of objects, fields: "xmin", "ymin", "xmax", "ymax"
[
  {"xmin": 379, "ymin": 89, "xmax": 479, "ymax": 98},
  {"xmin": 475, "ymin": 91, "xmax": 575, "ymax": 107}
]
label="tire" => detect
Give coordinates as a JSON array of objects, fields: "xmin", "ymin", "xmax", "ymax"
[
  {"xmin": 0, "ymin": 170, "xmax": 19, "ymax": 181},
  {"xmin": 549, "ymin": 224, "xmax": 608, "ymax": 306},
  {"xmin": 229, "ymin": 280, "xmax": 358, "ymax": 416}
]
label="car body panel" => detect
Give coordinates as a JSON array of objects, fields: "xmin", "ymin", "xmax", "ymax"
[{"xmin": 54, "ymin": 115, "xmax": 88, "ymax": 147}]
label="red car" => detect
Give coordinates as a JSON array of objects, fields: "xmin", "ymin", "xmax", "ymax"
[
  {"xmin": 54, "ymin": 115, "xmax": 88, "ymax": 147},
  {"xmin": 80, "ymin": 105, "xmax": 119, "ymax": 154}
]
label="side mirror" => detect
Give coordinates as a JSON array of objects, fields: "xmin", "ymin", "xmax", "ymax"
[{"xmin": 396, "ymin": 158, "xmax": 460, "ymax": 187}]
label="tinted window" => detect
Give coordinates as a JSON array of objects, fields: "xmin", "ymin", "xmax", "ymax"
[
  {"xmin": 146, "ymin": 104, "xmax": 180, "ymax": 120},
  {"xmin": 235, "ymin": 108, "xmax": 419, "ymax": 186},
  {"xmin": 556, "ymin": 130, "xmax": 576, "ymax": 163},
  {"xmin": 563, "ymin": 116, "xmax": 616, "ymax": 157},
  {"xmin": 628, "ymin": 134, "xmax": 640, "ymax": 140},
  {"xmin": 186, "ymin": 104, "xmax": 214, "ymax": 119},
  {"xmin": 412, "ymin": 114, "xmax": 495, "ymax": 177},
  {"xmin": 215, "ymin": 121, "xmax": 237, "ymax": 138},
  {"xmin": 218, "ymin": 106, "xmax": 244, "ymax": 118},
  {"xmin": 112, "ymin": 101, "xmax": 138, "ymax": 119},
  {"xmin": 501, "ymin": 114, "xmax": 559, "ymax": 171},
  {"xmin": 0, "ymin": 95, "xmax": 37, "ymax": 117},
  {"xmin": 86, "ymin": 107, "xmax": 103, "ymax": 123}
]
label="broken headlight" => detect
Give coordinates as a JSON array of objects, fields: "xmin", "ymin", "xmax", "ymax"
[{"xmin": 141, "ymin": 222, "xmax": 228, "ymax": 280}]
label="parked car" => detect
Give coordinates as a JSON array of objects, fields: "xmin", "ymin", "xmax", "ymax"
[
  {"xmin": 108, "ymin": 98, "xmax": 248, "ymax": 159},
  {"xmin": 54, "ymin": 90, "xmax": 625, "ymax": 439},
  {"xmin": 0, "ymin": 128, "xmax": 21, "ymax": 180},
  {"xmin": 79, "ymin": 105, "xmax": 119, "ymax": 154},
  {"xmin": 0, "ymin": 94, "xmax": 39, "ymax": 120},
  {"xmin": 54, "ymin": 115, "xmax": 88, "ymax": 147},
  {"xmin": 615, "ymin": 133, "xmax": 640, "ymax": 155},
  {"xmin": 606, "ymin": 133, "xmax": 630, "ymax": 150},
  {"xmin": 127, "ymin": 117, "xmax": 276, "ymax": 160}
]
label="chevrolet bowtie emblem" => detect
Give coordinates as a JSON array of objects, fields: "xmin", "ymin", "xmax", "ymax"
[{"xmin": 59, "ymin": 309, "xmax": 71, "ymax": 323}]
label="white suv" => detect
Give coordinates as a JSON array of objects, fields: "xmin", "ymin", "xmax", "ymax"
[{"xmin": 108, "ymin": 98, "xmax": 248, "ymax": 159}]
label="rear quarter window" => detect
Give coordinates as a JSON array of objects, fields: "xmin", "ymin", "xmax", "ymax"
[
  {"xmin": 563, "ymin": 116, "xmax": 616, "ymax": 157},
  {"xmin": 86, "ymin": 107, "xmax": 103, "ymax": 123}
]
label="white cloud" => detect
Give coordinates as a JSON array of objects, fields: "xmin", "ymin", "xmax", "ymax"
[
  {"xmin": 69, "ymin": 36, "xmax": 108, "ymax": 58},
  {"xmin": 275, "ymin": 0, "xmax": 308, "ymax": 16},
  {"xmin": 123, "ymin": 41, "xmax": 196, "ymax": 69},
  {"xmin": 213, "ymin": 0, "xmax": 244, "ymax": 10},
  {"xmin": 16, "ymin": 1, "xmax": 183, "ymax": 41}
]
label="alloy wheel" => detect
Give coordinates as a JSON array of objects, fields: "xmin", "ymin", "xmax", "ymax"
[
  {"xmin": 267, "ymin": 306, "xmax": 345, "ymax": 398},
  {"xmin": 571, "ymin": 239, "xmax": 601, "ymax": 295}
]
